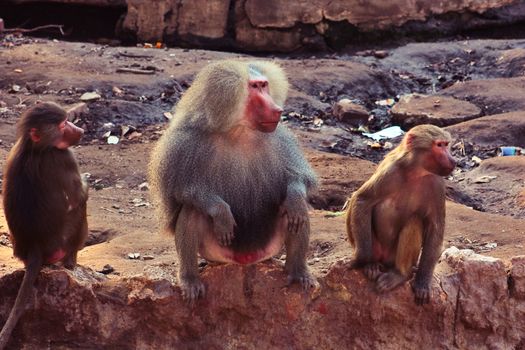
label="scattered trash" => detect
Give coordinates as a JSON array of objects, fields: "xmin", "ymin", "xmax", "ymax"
[
  {"xmin": 115, "ymin": 181, "xmax": 125, "ymax": 189},
  {"xmin": 127, "ymin": 131, "xmax": 142, "ymax": 140},
  {"xmin": 117, "ymin": 51, "xmax": 153, "ymax": 59},
  {"xmin": 383, "ymin": 142, "xmax": 394, "ymax": 150},
  {"xmin": 80, "ymin": 92, "xmax": 101, "ymax": 102},
  {"xmin": 473, "ymin": 175, "xmax": 497, "ymax": 184},
  {"xmin": 132, "ymin": 198, "xmax": 150, "ymax": 207},
  {"xmin": 127, "ymin": 252, "xmax": 141, "ymax": 260},
  {"xmin": 112, "ymin": 86, "xmax": 124, "ymax": 97},
  {"xmin": 163, "ymin": 111, "xmax": 174, "ymax": 120},
  {"xmin": 286, "ymin": 111, "xmax": 311, "ymax": 122},
  {"xmin": 375, "ymin": 98, "xmax": 396, "ymax": 107},
  {"xmin": 13, "ymin": 68, "xmax": 22, "ymax": 73},
  {"xmin": 313, "ymin": 117, "xmax": 323, "ymax": 128},
  {"xmin": 363, "ymin": 126, "xmax": 404, "ymax": 141},
  {"xmin": 107, "ymin": 135, "xmax": 119, "ymax": 145},
  {"xmin": 10, "ymin": 85, "xmax": 21, "ymax": 93},
  {"xmin": 98, "ymin": 264, "xmax": 115, "ymax": 274},
  {"xmin": 355, "ymin": 50, "xmax": 389, "ymax": 59},
  {"xmin": 0, "ymin": 233, "xmax": 12, "ymax": 247},
  {"xmin": 121, "ymin": 125, "xmax": 135, "ymax": 137},
  {"xmin": 373, "ymin": 50, "xmax": 388, "ymax": 59},
  {"xmin": 138, "ymin": 182, "xmax": 150, "ymax": 191},
  {"xmin": 93, "ymin": 178, "xmax": 104, "ymax": 190},
  {"xmin": 324, "ymin": 211, "xmax": 345, "ymax": 218},
  {"xmin": 453, "ymin": 140, "xmax": 466, "ymax": 156},
  {"xmin": 498, "ymin": 146, "xmax": 521, "ymax": 156},
  {"xmin": 356, "ymin": 125, "xmax": 369, "ymax": 133},
  {"xmin": 116, "ymin": 67, "xmax": 156, "ymax": 75},
  {"xmin": 471, "ymin": 156, "xmax": 482, "ymax": 165},
  {"xmin": 450, "ymin": 237, "xmax": 499, "ymax": 253},
  {"xmin": 484, "ymin": 242, "xmax": 498, "ymax": 250},
  {"xmin": 368, "ymin": 142, "xmax": 383, "ymax": 149},
  {"xmin": 143, "ymin": 255, "xmax": 155, "ymax": 260}
]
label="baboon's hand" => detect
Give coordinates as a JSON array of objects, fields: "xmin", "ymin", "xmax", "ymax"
[
  {"xmin": 283, "ymin": 195, "xmax": 308, "ymax": 235},
  {"xmin": 210, "ymin": 202, "xmax": 236, "ymax": 246}
]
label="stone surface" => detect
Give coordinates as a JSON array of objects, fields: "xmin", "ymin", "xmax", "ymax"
[
  {"xmin": 1, "ymin": 250, "xmax": 525, "ymax": 349},
  {"xmin": 391, "ymin": 93, "xmax": 481, "ymax": 128},
  {"xmin": 456, "ymin": 156, "xmax": 525, "ymax": 219},
  {"xmin": 441, "ymin": 247, "xmax": 525, "ymax": 349},
  {"xmin": 510, "ymin": 256, "xmax": 525, "ymax": 299},
  {"xmin": 120, "ymin": 0, "xmax": 178, "ymax": 42},
  {"xmin": 308, "ymin": 153, "xmax": 376, "ymax": 210},
  {"xmin": 519, "ymin": 190, "xmax": 525, "ymax": 209},
  {"xmin": 333, "ymin": 99, "xmax": 370, "ymax": 126},
  {"xmin": 7, "ymin": 0, "xmax": 125, "ymax": 5},
  {"xmin": 114, "ymin": 0, "xmax": 525, "ymax": 52},
  {"xmin": 178, "ymin": 0, "xmax": 230, "ymax": 40},
  {"xmin": 441, "ymin": 77, "xmax": 525, "ymax": 116},
  {"xmin": 2, "ymin": 36, "xmax": 525, "ymax": 349},
  {"xmin": 445, "ymin": 111, "xmax": 525, "ymax": 148},
  {"xmin": 234, "ymin": 0, "xmax": 304, "ymax": 53},
  {"xmin": 79, "ymin": 92, "xmax": 101, "ymax": 102}
]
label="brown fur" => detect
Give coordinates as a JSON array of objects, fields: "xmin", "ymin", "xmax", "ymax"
[
  {"xmin": 0, "ymin": 102, "xmax": 88, "ymax": 348},
  {"xmin": 345, "ymin": 124, "xmax": 455, "ymax": 304}
]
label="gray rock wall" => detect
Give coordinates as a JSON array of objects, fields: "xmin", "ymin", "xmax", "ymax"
[{"xmin": 119, "ymin": 0, "xmax": 525, "ymax": 52}]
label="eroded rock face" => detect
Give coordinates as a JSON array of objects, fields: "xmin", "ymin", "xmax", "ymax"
[
  {"xmin": 1, "ymin": 249, "xmax": 525, "ymax": 349},
  {"xmin": 119, "ymin": 0, "xmax": 525, "ymax": 52},
  {"xmin": 510, "ymin": 256, "xmax": 525, "ymax": 299}
]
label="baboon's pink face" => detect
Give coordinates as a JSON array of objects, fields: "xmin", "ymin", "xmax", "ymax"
[{"xmin": 244, "ymin": 71, "xmax": 283, "ymax": 133}]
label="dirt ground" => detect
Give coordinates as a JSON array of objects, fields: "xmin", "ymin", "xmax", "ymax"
[{"xmin": 0, "ymin": 34, "xmax": 524, "ymax": 283}]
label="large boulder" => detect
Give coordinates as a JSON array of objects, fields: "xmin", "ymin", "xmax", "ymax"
[
  {"xmin": 116, "ymin": 0, "xmax": 525, "ymax": 52},
  {"xmin": 391, "ymin": 93, "xmax": 481, "ymax": 128},
  {"xmin": 2, "ymin": 249, "xmax": 525, "ymax": 349},
  {"xmin": 445, "ymin": 111, "xmax": 525, "ymax": 148}
]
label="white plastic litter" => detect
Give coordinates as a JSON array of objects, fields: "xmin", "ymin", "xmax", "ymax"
[{"xmin": 362, "ymin": 126, "xmax": 404, "ymax": 141}]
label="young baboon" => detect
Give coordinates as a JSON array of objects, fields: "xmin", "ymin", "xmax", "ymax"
[
  {"xmin": 0, "ymin": 102, "xmax": 88, "ymax": 349},
  {"xmin": 149, "ymin": 60, "xmax": 318, "ymax": 302},
  {"xmin": 346, "ymin": 124, "xmax": 456, "ymax": 305}
]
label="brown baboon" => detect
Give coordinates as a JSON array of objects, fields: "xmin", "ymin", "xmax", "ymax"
[
  {"xmin": 149, "ymin": 60, "xmax": 318, "ymax": 302},
  {"xmin": 346, "ymin": 124, "xmax": 456, "ymax": 304},
  {"xmin": 0, "ymin": 102, "xmax": 88, "ymax": 348}
]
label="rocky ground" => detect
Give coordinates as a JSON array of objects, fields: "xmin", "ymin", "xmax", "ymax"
[{"xmin": 0, "ymin": 33, "xmax": 524, "ymax": 349}]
